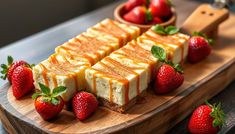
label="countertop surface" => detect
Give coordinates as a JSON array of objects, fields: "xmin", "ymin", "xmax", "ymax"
[{"xmin": 0, "ymin": 0, "xmax": 235, "ymax": 133}]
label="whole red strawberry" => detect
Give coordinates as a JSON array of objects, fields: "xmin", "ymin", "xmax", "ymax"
[
  {"xmin": 72, "ymin": 91, "xmax": 98, "ymax": 120},
  {"xmin": 188, "ymin": 101, "xmax": 225, "ymax": 134},
  {"xmin": 149, "ymin": 0, "xmax": 172, "ymax": 18},
  {"xmin": 151, "ymin": 45, "xmax": 184, "ymax": 94},
  {"xmin": 148, "ymin": 16, "xmax": 163, "ymax": 25},
  {"xmin": 155, "ymin": 64, "xmax": 184, "ymax": 94},
  {"xmin": 32, "ymin": 83, "xmax": 67, "ymax": 120},
  {"xmin": 12, "ymin": 65, "xmax": 34, "ymax": 99},
  {"xmin": 188, "ymin": 33, "xmax": 212, "ymax": 63},
  {"xmin": 124, "ymin": 0, "xmax": 148, "ymax": 12},
  {"xmin": 123, "ymin": 6, "xmax": 148, "ymax": 24},
  {"xmin": 0, "ymin": 56, "xmax": 29, "ymax": 84}
]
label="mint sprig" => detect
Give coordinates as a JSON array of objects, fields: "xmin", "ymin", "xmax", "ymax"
[
  {"xmin": 32, "ymin": 83, "xmax": 67, "ymax": 105},
  {"xmin": 152, "ymin": 25, "xmax": 179, "ymax": 35},
  {"xmin": 192, "ymin": 31, "xmax": 214, "ymax": 45},
  {"xmin": 151, "ymin": 46, "xmax": 184, "ymax": 74}
]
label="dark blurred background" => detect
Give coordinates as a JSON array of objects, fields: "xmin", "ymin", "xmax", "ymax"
[
  {"xmin": 0, "ymin": 0, "xmax": 234, "ymax": 48},
  {"xmin": 0, "ymin": 0, "xmax": 114, "ymax": 48}
]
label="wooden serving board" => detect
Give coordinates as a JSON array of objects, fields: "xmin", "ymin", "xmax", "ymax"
[{"xmin": 0, "ymin": 4, "xmax": 235, "ymax": 134}]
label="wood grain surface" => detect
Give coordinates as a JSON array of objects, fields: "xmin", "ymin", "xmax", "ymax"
[{"xmin": 0, "ymin": 1, "xmax": 235, "ymax": 134}]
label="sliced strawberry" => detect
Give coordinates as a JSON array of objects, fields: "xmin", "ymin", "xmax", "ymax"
[
  {"xmin": 72, "ymin": 91, "xmax": 98, "ymax": 120},
  {"xmin": 12, "ymin": 66, "xmax": 34, "ymax": 99},
  {"xmin": 32, "ymin": 83, "xmax": 67, "ymax": 120}
]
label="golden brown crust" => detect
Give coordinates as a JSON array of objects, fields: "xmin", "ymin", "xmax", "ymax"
[{"xmin": 99, "ymin": 90, "xmax": 146, "ymax": 113}]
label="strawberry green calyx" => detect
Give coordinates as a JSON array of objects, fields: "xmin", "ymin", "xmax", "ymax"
[
  {"xmin": 32, "ymin": 83, "xmax": 67, "ymax": 105},
  {"xmin": 151, "ymin": 45, "xmax": 184, "ymax": 73},
  {"xmin": 192, "ymin": 31, "xmax": 214, "ymax": 45},
  {"xmin": 0, "ymin": 56, "xmax": 34, "ymax": 80},
  {"xmin": 167, "ymin": 0, "xmax": 174, "ymax": 6},
  {"xmin": 205, "ymin": 101, "xmax": 225, "ymax": 128},
  {"xmin": 146, "ymin": 10, "xmax": 153, "ymax": 22},
  {"xmin": 152, "ymin": 25, "xmax": 179, "ymax": 35},
  {"xmin": 146, "ymin": 0, "xmax": 151, "ymax": 5},
  {"xmin": 0, "ymin": 56, "xmax": 13, "ymax": 80}
]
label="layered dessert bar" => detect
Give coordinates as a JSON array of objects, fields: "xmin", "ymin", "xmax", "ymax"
[
  {"xmin": 33, "ymin": 19, "xmax": 140, "ymax": 102},
  {"xmin": 138, "ymin": 29, "xmax": 189, "ymax": 64},
  {"xmin": 85, "ymin": 29, "xmax": 189, "ymax": 112}
]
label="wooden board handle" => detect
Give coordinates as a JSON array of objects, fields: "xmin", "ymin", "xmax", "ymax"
[{"xmin": 181, "ymin": 4, "xmax": 229, "ymax": 37}]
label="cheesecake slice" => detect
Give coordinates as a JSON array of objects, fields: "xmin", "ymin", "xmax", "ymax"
[
  {"xmin": 138, "ymin": 29, "xmax": 189, "ymax": 64},
  {"xmin": 33, "ymin": 19, "xmax": 140, "ymax": 102},
  {"xmin": 85, "ymin": 40, "xmax": 161, "ymax": 112},
  {"xmin": 85, "ymin": 30, "xmax": 189, "ymax": 112}
]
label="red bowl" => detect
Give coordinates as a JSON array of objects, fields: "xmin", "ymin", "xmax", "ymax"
[{"xmin": 114, "ymin": 3, "xmax": 177, "ymax": 33}]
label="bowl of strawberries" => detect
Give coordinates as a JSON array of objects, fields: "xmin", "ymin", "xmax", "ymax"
[{"xmin": 114, "ymin": 0, "xmax": 176, "ymax": 33}]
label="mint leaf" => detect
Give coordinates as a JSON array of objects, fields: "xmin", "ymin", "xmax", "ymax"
[
  {"xmin": 152, "ymin": 25, "xmax": 179, "ymax": 35},
  {"xmin": 151, "ymin": 46, "xmax": 166, "ymax": 62},
  {"xmin": 152, "ymin": 25, "xmax": 166, "ymax": 35},
  {"xmin": 51, "ymin": 98, "xmax": 60, "ymax": 105},
  {"xmin": 165, "ymin": 26, "xmax": 179, "ymax": 35},
  {"xmin": 7, "ymin": 56, "xmax": 13, "ymax": 65},
  {"xmin": 52, "ymin": 86, "xmax": 67, "ymax": 97},
  {"xmin": 39, "ymin": 83, "xmax": 50, "ymax": 95}
]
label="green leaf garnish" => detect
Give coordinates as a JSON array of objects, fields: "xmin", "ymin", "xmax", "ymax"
[
  {"xmin": 52, "ymin": 86, "xmax": 67, "ymax": 98},
  {"xmin": 39, "ymin": 83, "xmax": 50, "ymax": 95},
  {"xmin": 152, "ymin": 25, "xmax": 179, "ymax": 35},
  {"xmin": 151, "ymin": 46, "xmax": 167, "ymax": 62},
  {"xmin": 192, "ymin": 31, "xmax": 214, "ymax": 45},
  {"xmin": 151, "ymin": 46, "xmax": 184, "ymax": 73},
  {"xmin": 165, "ymin": 26, "xmax": 180, "ymax": 35},
  {"xmin": 32, "ymin": 83, "xmax": 67, "ymax": 106},
  {"xmin": 206, "ymin": 101, "xmax": 225, "ymax": 128}
]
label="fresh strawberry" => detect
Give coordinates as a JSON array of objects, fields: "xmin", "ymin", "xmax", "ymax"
[
  {"xmin": 155, "ymin": 64, "xmax": 184, "ymax": 94},
  {"xmin": 0, "ymin": 56, "xmax": 30, "ymax": 84},
  {"xmin": 149, "ymin": 0, "xmax": 172, "ymax": 18},
  {"xmin": 151, "ymin": 45, "xmax": 184, "ymax": 94},
  {"xmin": 148, "ymin": 16, "xmax": 163, "ymax": 24},
  {"xmin": 32, "ymin": 83, "xmax": 67, "ymax": 120},
  {"xmin": 188, "ymin": 101, "xmax": 225, "ymax": 134},
  {"xmin": 124, "ymin": 0, "xmax": 148, "ymax": 12},
  {"xmin": 123, "ymin": 6, "xmax": 149, "ymax": 24},
  {"xmin": 72, "ymin": 91, "xmax": 98, "ymax": 120},
  {"xmin": 12, "ymin": 65, "xmax": 34, "ymax": 99},
  {"xmin": 188, "ymin": 36, "xmax": 211, "ymax": 63}
]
